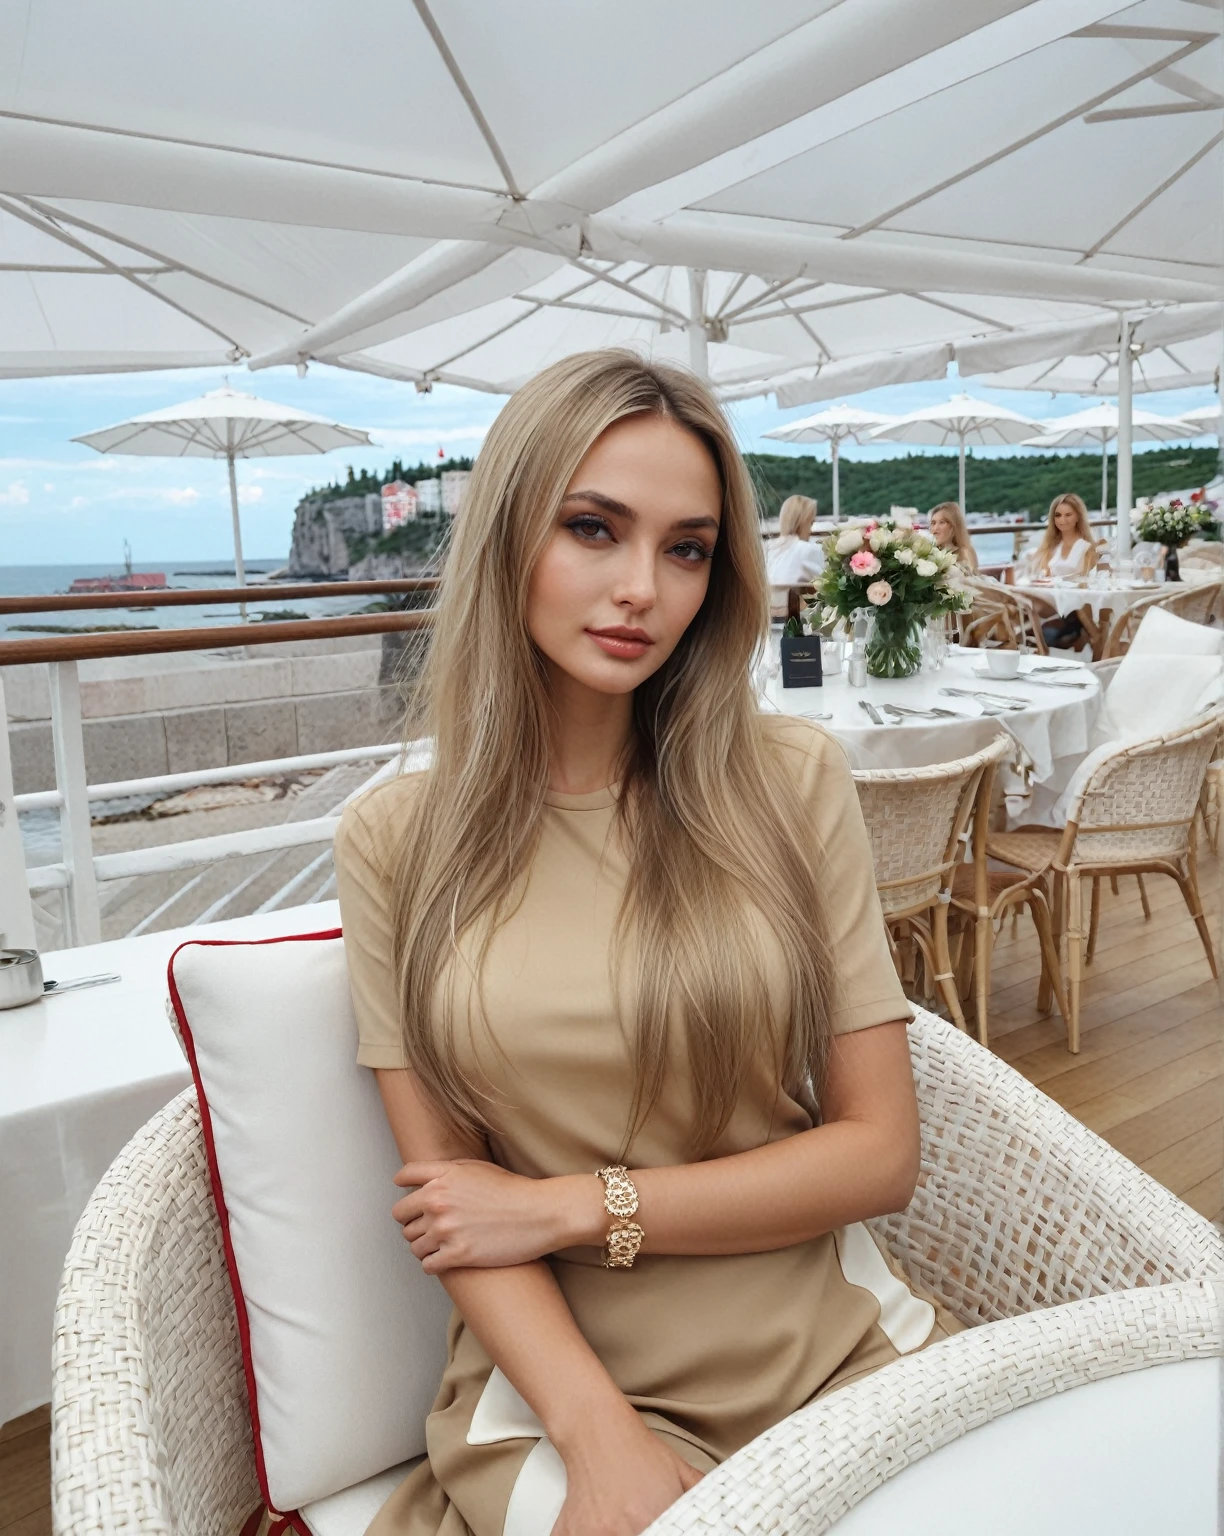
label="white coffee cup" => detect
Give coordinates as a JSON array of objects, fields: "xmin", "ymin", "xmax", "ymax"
[{"xmin": 986, "ymin": 649, "xmax": 1020, "ymax": 679}]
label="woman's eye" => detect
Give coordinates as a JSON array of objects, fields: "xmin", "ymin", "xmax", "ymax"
[
  {"xmin": 671, "ymin": 540, "xmax": 713, "ymax": 563},
  {"xmin": 566, "ymin": 516, "xmax": 611, "ymax": 542}
]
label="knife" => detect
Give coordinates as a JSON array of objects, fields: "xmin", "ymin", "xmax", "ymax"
[{"xmin": 858, "ymin": 699, "xmax": 885, "ymax": 725}]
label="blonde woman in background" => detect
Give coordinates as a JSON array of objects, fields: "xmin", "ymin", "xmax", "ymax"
[
  {"xmin": 765, "ymin": 492, "xmax": 824, "ymax": 618},
  {"xmin": 928, "ymin": 501, "xmax": 979, "ymax": 573},
  {"xmin": 1029, "ymin": 492, "xmax": 1099, "ymax": 649},
  {"xmin": 331, "ymin": 351, "xmax": 960, "ymax": 1536}
]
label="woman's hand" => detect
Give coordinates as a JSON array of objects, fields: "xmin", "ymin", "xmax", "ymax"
[
  {"xmin": 553, "ymin": 1408, "xmax": 705, "ymax": 1536},
  {"xmin": 392, "ymin": 1160, "xmax": 602, "ymax": 1273}
]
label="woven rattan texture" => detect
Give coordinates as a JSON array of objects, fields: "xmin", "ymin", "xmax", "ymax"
[
  {"xmin": 1071, "ymin": 713, "xmax": 1221, "ymax": 864},
  {"xmin": 52, "ymin": 1089, "xmax": 257, "ymax": 1536},
  {"xmin": 52, "ymin": 1013, "xmax": 1224, "ymax": 1535},
  {"xmin": 852, "ymin": 742, "xmax": 1004, "ymax": 915},
  {"xmin": 647, "ymin": 1281, "xmax": 1222, "ymax": 1536}
]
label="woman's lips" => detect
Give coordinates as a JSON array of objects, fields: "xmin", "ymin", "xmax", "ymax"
[{"xmin": 586, "ymin": 628, "xmax": 654, "ymax": 660}]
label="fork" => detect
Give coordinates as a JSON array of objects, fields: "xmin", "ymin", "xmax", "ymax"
[{"xmin": 940, "ymin": 687, "xmax": 1029, "ymax": 710}]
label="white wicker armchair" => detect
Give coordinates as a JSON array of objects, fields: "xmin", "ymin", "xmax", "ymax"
[{"xmin": 52, "ymin": 1010, "xmax": 1224, "ymax": 1536}]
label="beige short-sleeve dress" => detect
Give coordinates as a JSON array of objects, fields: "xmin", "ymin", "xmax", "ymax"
[{"xmin": 333, "ymin": 716, "xmax": 961, "ymax": 1536}]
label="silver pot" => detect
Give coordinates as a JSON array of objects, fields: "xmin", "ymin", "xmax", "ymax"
[{"xmin": 0, "ymin": 948, "xmax": 45, "ymax": 1010}]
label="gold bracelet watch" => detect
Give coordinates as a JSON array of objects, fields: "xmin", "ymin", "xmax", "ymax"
[{"xmin": 596, "ymin": 1165, "xmax": 645, "ymax": 1268}]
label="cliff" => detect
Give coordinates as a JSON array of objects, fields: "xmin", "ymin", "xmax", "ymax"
[{"xmin": 286, "ymin": 493, "xmax": 383, "ymax": 577}]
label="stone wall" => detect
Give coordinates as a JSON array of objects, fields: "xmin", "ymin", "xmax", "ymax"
[{"xmin": 3, "ymin": 637, "xmax": 397, "ymax": 792}]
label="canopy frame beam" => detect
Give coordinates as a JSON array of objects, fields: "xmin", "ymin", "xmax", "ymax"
[{"xmin": 839, "ymin": 34, "xmax": 1215, "ymax": 243}]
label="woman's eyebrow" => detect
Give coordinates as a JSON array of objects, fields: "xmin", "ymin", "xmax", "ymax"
[
  {"xmin": 561, "ymin": 490, "xmax": 635, "ymax": 519},
  {"xmin": 561, "ymin": 491, "xmax": 719, "ymax": 533}
]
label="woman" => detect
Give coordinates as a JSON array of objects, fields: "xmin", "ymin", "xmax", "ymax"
[
  {"xmin": 764, "ymin": 492, "xmax": 824, "ymax": 618},
  {"xmin": 1030, "ymin": 492, "xmax": 1099, "ymax": 649},
  {"xmin": 334, "ymin": 351, "xmax": 960, "ymax": 1536},
  {"xmin": 928, "ymin": 501, "xmax": 979, "ymax": 573}
]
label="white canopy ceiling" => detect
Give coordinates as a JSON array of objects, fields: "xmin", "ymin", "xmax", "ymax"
[{"xmin": 0, "ymin": 0, "xmax": 1219, "ymax": 390}]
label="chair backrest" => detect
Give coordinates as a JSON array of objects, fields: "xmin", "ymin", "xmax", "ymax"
[
  {"xmin": 957, "ymin": 579, "xmax": 1047, "ymax": 655},
  {"xmin": 1102, "ymin": 585, "xmax": 1220, "ymax": 659},
  {"xmin": 852, "ymin": 737, "xmax": 1010, "ymax": 917},
  {"xmin": 1162, "ymin": 580, "xmax": 1221, "ymax": 627},
  {"xmin": 1068, "ymin": 711, "xmax": 1223, "ymax": 866}
]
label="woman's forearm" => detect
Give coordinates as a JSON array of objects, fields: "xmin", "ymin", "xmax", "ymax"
[
  {"xmin": 551, "ymin": 1113, "xmax": 917, "ymax": 1257},
  {"xmin": 440, "ymin": 1260, "xmax": 634, "ymax": 1452}
]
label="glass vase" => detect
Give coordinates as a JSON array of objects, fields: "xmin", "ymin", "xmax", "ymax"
[
  {"xmin": 865, "ymin": 607, "xmax": 923, "ymax": 679},
  {"xmin": 1165, "ymin": 545, "xmax": 1181, "ymax": 583}
]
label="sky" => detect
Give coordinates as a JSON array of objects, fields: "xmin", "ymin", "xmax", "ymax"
[{"xmin": 0, "ymin": 363, "xmax": 1216, "ymax": 567}]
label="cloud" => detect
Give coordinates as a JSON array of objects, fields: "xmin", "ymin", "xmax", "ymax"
[
  {"xmin": 161, "ymin": 487, "xmax": 201, "ymax": 505},
  {"xmin": 70, "ymin": 495, "xmax": 89, "ymax": 509},
  {"xmin": 43, "ymin": 482, "xmax": 55, "ymax": 491},
  {"xmin": 371, "ymin": 425, "xmax": 490, "ymax": 448},
  {"xmin": 238, "ymin": 485, "xmax": 264, "ymax": 504},
  {"xmin": 0, "ymin": 481, "xmax": 30, "ymax": 505}
]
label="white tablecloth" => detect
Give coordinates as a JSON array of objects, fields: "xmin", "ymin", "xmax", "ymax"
[
  {"xmin": 1012, "ymin": 569, "xmax": 1215, "ymax": 621},
  {"xmin": 1012, "ymin": 578, "xmax": 1158, "ymax": 621},
  {"xmin": 762, "ymin": 648, "xmax": 1099, "ymax": 823},
  {"xmin": 0, "ymin": 900, "xmax": 340, "ymax": 1424}
]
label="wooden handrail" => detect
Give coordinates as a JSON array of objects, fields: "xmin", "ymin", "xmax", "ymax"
[
  {"xmin": 0, "ymin": 610, "xmax": 435, "ymax": 666},
  {"xmin": 0, "ymin": 578, "xmax": 439, "ymax": 614}
]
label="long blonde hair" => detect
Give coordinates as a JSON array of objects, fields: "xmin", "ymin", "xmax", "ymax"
[
  {"xmin": 928, "ymin": 501, "xmax": 978, "ymax": 572},
  {"xmin": 389, "ymin": 350, "xmax": 835, "ymax": 1155},
  {"xmin": 778, "ymin": 494, "xmax": 818, "ymax": 539},
  {"xmin": 1035, "ymin": 492, "xmax": 1096, "ymax": 572}
]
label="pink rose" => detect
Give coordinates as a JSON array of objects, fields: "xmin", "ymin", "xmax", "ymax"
[
  {"xmin": 849, "ymin": 550, "xmax": 880, "ymax": 576},
  {"xmin": 866, "ymin": 579, "xmax": 892, "ymax": 606}
]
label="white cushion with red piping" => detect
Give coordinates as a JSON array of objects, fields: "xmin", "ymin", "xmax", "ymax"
[{"xmin": 169, "ymin": 932, "xmax": 452, "ymax": 1515}]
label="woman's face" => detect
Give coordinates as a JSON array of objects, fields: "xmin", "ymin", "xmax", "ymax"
[
  {"xmin": 930, "ymin": 510, "xmax": 953, "ymax": 547},
  {"xmin": 1054, "ymin": 501, "xmax": 1079, "ymax": 537},
  {"xmin": 526, "ymin": 413, "xmax": 722, "ymax": 699}
]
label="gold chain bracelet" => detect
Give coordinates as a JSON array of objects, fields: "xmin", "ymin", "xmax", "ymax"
[{"xmin": 596, "ymin": 1165, "xmax": 644, "ymax": 1268}]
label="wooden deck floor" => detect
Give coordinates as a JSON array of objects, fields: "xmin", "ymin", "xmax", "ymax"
[{"xmin": 3, "ymin": 850, "xmax": 1221, "ymax": 1530}]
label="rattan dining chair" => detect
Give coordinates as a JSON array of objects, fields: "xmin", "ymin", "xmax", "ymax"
[
  {"xmin": 957, "ymin": 579, "xmax": 1049, "ymax": 655},
  {"xmin": 1100, "ymin": 583, "xmax": 1222, "ymax": 660},
  {"xmin": 985, "ymin": 711, "xmax": 1222, "ymax": 1053},
  {"xmin": 949, "ymin": 752, "xmax": 1069, "ymax": 1052},
  {"xmin": 52, "ymin": 1011, "xmax": 1224, "ymax": 1536},
  {"xmin": 852, "ymin": 737, "xmax": 1010, "ymax": 1032}
]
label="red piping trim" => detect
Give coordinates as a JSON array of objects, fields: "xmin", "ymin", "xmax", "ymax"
[{"xmin": 166, "ymin": 928, "xmax": 344, "ymax": 1521}]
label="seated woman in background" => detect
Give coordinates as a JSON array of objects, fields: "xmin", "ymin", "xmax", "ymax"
[
  {"xmin": 1030, "ymin": 492, "xmax": 1099, "ymax": 650},
  {"xmin": 765, "ymin": 493, "xmax": 824, "ymax": 619},
  {"xmin": 927, "ymin": 501, "xmax": 979, "ymax": 573}
]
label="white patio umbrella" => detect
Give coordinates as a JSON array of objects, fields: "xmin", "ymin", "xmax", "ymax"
[
  {"xmin": 1022, "ymin": 403, "xmax": 1196, "ymax": 514},
  {"xmin": 866, "ymin": 394, "xmax": 1042, "ymax": 514},
  {"xmin": 1178, "ymin": 403, "xmax": 1222, "ymax": 437},
  {"xmin": 762, "ymin": 404, "xmax": 897, "ymax": 523},
  {"xmin": 73, "ymin": 387, "xmax": 372, "ymax": 612}
]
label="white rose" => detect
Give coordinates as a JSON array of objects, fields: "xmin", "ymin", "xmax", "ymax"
[
  {"xmin": 869, "ymin": 528, "xmax": 892, "ymax": 552},
  {"xmin": 892, "ymin": 509, "xmax": 914, "ymax": 530},
  {"xmin": 911, "ymin": 535, "xmax": 934, "ymax": 557},
  {"xmin": 835, "ymin": 527, "xmax": 865, "ymax": 555},
  {"xmin": 915, "ymin": 558, "xmax": 938, "ymax": 578},
  {"xmin": 894, "ymin": 547, "xmax": 915, "ymax": 566}
]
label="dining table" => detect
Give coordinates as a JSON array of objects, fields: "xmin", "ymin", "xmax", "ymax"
[
  {"xmin": 1010, "ymin": 568, "xmax": 1218, "ymax": 657},
  {"xmin": 759, "ymin": 644, "xmax": 1101, "ymax": 825}
]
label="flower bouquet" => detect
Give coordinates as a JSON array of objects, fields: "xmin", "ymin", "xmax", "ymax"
[
  {"xmin": 812, "ymin": 513, "xmax": 971, "ymax": 678},
  {"xmin": 1134, "ymin": 497, "xmax": 1218, "ymax": 581}
]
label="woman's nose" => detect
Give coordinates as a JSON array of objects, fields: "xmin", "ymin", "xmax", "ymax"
[{"xmin": 610, "ymin": 546, "xmax": 657, "ymax": 610}]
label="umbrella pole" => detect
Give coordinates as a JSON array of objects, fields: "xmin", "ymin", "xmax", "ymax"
[
  {"xmin": 957, "ymin": 435, "xmax": 966, "ymax": 513},
  {"xmin": 227, "ymin": 449, "xmax": 249, "ymax": 620},
  {"xmin": 831, "ymin": 437, "xmax": 840, "ymax": 523},
  {"xmin": 686, "ymin": 268, "xmax": 709, "ymax": 379},
  {"xmin": 1116, "ymin": 315, "xmax": 1133, "ymax": 563},
  {"xmin": 1100, "ymin": 438, "xmax": 1108, "ymax": 516}
]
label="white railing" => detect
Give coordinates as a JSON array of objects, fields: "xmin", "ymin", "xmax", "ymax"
[
  {"xmin": 1, "ymin": 657, "xmax": 404, "ymax": 946},
  {"xmin": 0, "ymin": 586, "xmax": 435, "ymax": 950}
]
